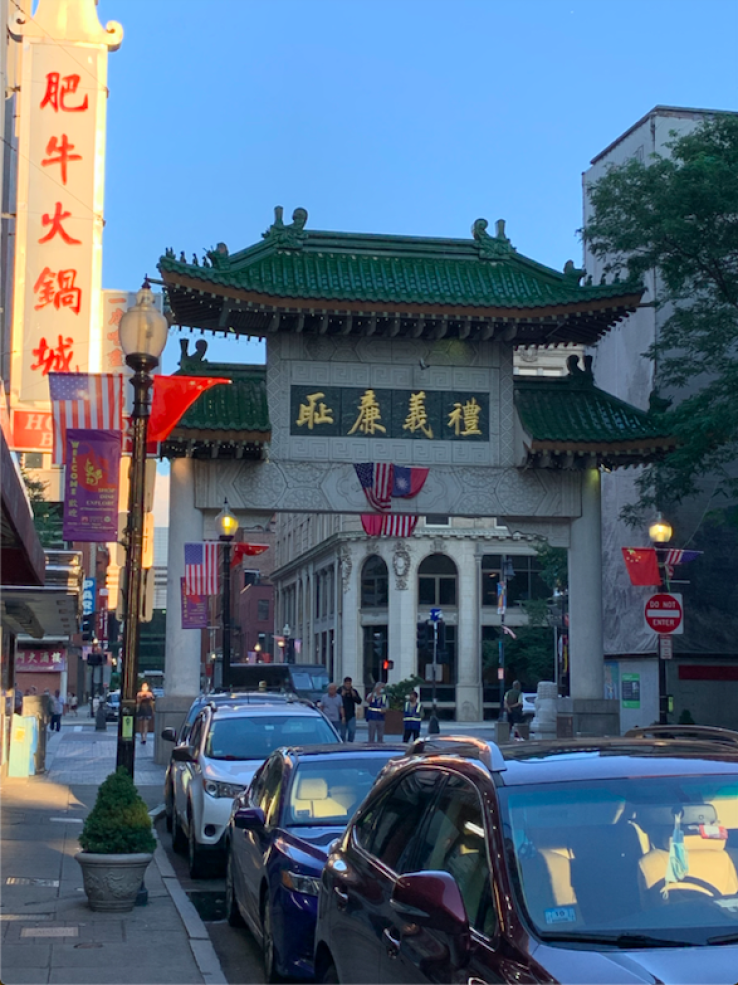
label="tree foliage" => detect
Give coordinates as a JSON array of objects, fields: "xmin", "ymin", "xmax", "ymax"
[
  {"xmin": 583, "ymin": 114, "xmax": 738, "ymax": 516},
  {"xmin": 20, "ymin": 465, "xmax": 64, "ymax": 548}
]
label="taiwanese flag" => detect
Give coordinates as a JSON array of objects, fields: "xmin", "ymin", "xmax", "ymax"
[
  {"xmin": 392, "ymin": 466, "xmax": 429, "ymax": 499},
  {"xmin": 231, "ymin": 542, "xmax": 270, "ymax": 568},
  {"xmin": 148, "ymin": 376, "xmax": 231, "ymax": 443},
  {"xmin": 622, "ymin": 547, "xmax": 662, "ymax": 586}
]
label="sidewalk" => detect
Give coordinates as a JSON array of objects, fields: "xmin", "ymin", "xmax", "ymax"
[{"xmin": 0, "ymin": 718, "xmax": 226, "ymax": 985}]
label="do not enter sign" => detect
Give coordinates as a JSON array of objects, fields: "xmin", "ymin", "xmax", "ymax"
[{"xmin": 644, "ymin": 593, "xmax": 684, "ymax": 635}]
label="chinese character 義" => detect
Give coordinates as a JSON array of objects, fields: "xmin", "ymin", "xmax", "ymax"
[
  {"xmin": 40, "ymin": 72, "xmax": 89, "ymax": 113},
  {"xmin": 348, "ymin": 389, "xmax": 386, "ymax": 435},
  {"xmin": 296, "ymin": 392, "xmax": 334, "ymax": 430},
  {"xmin": 41, "ymin": 134, "xmax": 82, "ymax": 185},
  {"xmin": 39, "ymin": 202, "xmax": 81, "ymax": 245},
  {"xmin": 30, "ymin": 334, "xmax": 75, "ymax": 375},
  {"xmin": 403, "ymin": 391, "xmax": 433, "ymax": 438},
  {"xmin": 33, "ymin": 267, "xmax": 82, "ymax": 314},
  {"xmin": 448, "ymin": 398, "xmax": 483, "ymax": 437}
]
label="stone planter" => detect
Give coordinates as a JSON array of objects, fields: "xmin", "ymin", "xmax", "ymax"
[
  {"xmin": 75, "ymin": 852, "xmax": 153, "ymax": 912},
  {"xmin": 384, "ymin": 708, "xmax": 405, "ymax": 735}
]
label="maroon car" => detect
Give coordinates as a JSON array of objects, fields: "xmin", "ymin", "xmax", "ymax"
[{"xmin": 314, "ymin": 728, "xmax": 738, "ymax": 984}]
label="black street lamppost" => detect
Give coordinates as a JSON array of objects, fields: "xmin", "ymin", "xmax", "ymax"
[
  {"xmin": 216, "ymin": 500, "xmax": 239, "ymax": 689},
  {"xmin": 649, "ymin": 512, "xmax": 674, "ymax": 725},
  {"xmin": 116, "ymin": 280, "xmax": 168, "ymax": 778},
  {"xmin": 497, "ymin": 555, "xmax": 516, "ymax": 722}
]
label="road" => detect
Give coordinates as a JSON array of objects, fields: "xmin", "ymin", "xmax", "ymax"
[{"xmin": 154, "ymin": 817, "xmax": 268, "ymax": 984}]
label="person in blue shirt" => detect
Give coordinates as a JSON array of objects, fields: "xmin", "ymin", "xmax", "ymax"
[
  {"xmin": 365, "ymin": 682, "xmax": 388, "ymax": 743},
  {"xmin": 403, "ymin": 690, "xmax": 422, "ymax": 743}
]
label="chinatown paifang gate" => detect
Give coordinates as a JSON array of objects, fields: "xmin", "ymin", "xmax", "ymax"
[{"xmin": 155, "ymin": 208, "xmax": 674, "ymax": 748}]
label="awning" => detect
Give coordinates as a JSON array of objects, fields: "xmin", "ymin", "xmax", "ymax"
[
  {"xmin": 0, "ymin": 586, "xmax": 80, "ymax": 639},
  {"xmin": 1, "ymin": 428, "xmax": 45, "ymax": 587}
]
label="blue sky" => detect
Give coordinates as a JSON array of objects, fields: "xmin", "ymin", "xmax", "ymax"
[{"xmin": 97, "ymin": 0, "xmax": 736, "ymax": 376}]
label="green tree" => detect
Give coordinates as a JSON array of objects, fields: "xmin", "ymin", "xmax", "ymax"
[
  {"xmin": 583, "ymin": 114, "xmax": 738, "ymax": 518},
  {"xmin": 20, "ymin": 466, "xmax": 64, "ymax": 548}
]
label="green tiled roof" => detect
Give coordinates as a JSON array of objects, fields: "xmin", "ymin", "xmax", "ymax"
[
  {"xmin": 167, "ymin": 354, "xmax": 270, "ymax": 440},
  {"xmin": 515, "ymin": 361, "xmax": 674, "ymax": 459},
  {"xmin": 160, "ymin": 211, "xmax": 638, "ymax": 310}
]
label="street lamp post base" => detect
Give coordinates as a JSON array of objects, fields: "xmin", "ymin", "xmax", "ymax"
[{"xmin": 427, "ymin": 711, "xmax": 440, "ymax": 735}]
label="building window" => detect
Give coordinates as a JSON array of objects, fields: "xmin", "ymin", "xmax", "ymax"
[
  {"xmin": 418, "ymin": 553, "xmax": 457, "ymax": 607},
  {"xmin": 481, "ymin": 554, "xmax": 549, "ymax": 607},
  {"xmin": 425, "ymin": 515, "xmax": 449, "ymax": 526},
  {"xmin": 22, "ymin": 452, "xmax": 44, "ymax": 469},
  {"xmin": 257, "ymin": 598, "xmax": 269, "ymax": 622},
  {"xmin": 361, "ymin": 555, "xmax": 388, "ymax": 608}
]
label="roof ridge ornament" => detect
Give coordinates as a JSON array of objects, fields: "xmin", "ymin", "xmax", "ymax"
[
  {"xmin": 207, "ymin": 242, "xmax": 230, "ymax": 270},
  {"xmin": 472, "ymin": 217, "xmax": 515, "ymax": 259},
  {"xmin": 566, "ymin": 353, "xmax": 594, "ymax": 383},
  {"xmin": 178, "ymin": 339, "xmax": 209, "ymax": 372},
  {"xmin": 263, "ymin": 206, "xmax": 309, "ymax": 249},
  {"xmin": 563, "ymin": 260, "xmax": 586, "ymax": 284}
]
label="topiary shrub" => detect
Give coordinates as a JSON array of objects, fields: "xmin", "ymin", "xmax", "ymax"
[
  {"xmin": 79, "ymin": 767, "xmax": 156, "ymax": 855},
  {"xmin": 384, "ymin": 675, "xmax": 424, "ymax": 711}
]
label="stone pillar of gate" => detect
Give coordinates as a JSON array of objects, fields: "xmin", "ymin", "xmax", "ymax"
[
  {"xmin": 340, "ymin": 547, "xmax": 360, "ymax": 687},
  {"xmin": 154, "ymin": 457, "xmax": 203, "ymax": 765},
  {"xmin": 567, "ymin": 467, "xmax": 619, "ymax": 736},
  {"xmin": 456, "ymin": 551, "xmax": 482, "ymax": 722},
  {"xmin": 388, "ymin": 549, "xmax": 416, "ymax": 688}
]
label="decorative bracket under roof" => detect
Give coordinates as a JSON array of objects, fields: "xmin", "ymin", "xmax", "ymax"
[
  {"xmin": 472, "ymin": 218, "xmax": 515, "ymax": 259},
  {"xmin": 262, "ymin": 206, "xmax": 309, "ymax": 249}
]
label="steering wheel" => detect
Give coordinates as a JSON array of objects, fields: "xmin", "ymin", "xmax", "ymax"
[{"xmin": 653, "ymin": 876, "xmax": 720, "ymax": 899}]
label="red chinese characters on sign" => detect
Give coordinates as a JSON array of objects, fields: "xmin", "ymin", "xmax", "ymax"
[
  {"xmin": 105, "ymin": 297, "xmax": 127, "ymax": 369},
  {"xmin": 41, "ymin": 134, "xmax": 82, "ymax": 185},
  {"xmin": 40, "ymin": 73, "xmax": 89, "ymax": 113},
  {"xmin": 30, "ymin": 335, "xmax": 77, "ymax": 375},
  {"xmin": 33, "ymin": 267, "xmax": 82, "ymax": 314},
  {"xmin": 39, "ymin": 201, "xmax": 81, "ymax": 245}
]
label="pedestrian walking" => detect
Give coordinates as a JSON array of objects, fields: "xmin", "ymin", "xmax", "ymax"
[
  {"xmin": 403, "ymin": 690, "xmax": 422, "ymax": 743},
  {"xmin": 49, "ymin": 689, "xmax": 63, "ymax": 731},
  {"xmin": 136, "ymin": 682, "xmax": 155, "ymax": 744},
  {"xmin": 339, "ymin": 676, "xmax": 362, "ymax": 742},
  {"xmin": 365, "ymin": 682, "xmax": 388, "ymax": 743},
  {"xmin": 317, "ymin": 682, "xmax": 345, "ymax": 733},
  {"xmin": 505, "ymin": 679, "xmax": 524, "ymax": 737},
  {"xmin": 69, "ymin": 692, "xmax": 78, "ymax": 717}
]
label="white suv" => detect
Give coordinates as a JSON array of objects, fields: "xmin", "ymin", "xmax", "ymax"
[{"xmin": 170, "ymin": 697, "xmax": 340, "ymax": 877}]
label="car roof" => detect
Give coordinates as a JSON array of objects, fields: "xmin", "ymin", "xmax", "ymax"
[
  {"xmin": 406, "ymin": 730, "xmax": 738, "ymax": 787},
  {"xmin": 207, "ymin": 702, "xmax": 327, "ymax": 719},
  {"xmin": 282, "ymin": 743, "xmax": 407, "ymax": 760}
]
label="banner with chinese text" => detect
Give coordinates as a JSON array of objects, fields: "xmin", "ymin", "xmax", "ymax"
[
  {"xmin": 181, "ymin": 578, "xmax": 208, "ymax": 630},
  {"xmin": 62, "ymin": 429, "xmax": 121, "ymax": 541}
]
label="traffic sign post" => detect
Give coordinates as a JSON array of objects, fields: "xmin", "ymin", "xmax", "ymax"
[
  {"xmin": 427, "ymin": 609, "xmax": 442, "ymax": 736},
  {"xmin": 645, "ymin": 593, "xmax": 683, "ymax": 725}
]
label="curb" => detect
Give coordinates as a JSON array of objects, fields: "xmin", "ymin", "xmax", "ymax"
[{"xmin": 153, "ymin": 836, "xmax": 227, "ymax": 984}]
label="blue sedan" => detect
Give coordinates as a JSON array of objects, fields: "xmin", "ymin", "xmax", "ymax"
[{"xmin": 225, "ymin": 743, "xmax": 406, "ymax": 981}]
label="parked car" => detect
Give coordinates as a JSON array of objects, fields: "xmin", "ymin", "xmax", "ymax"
[
  {"xmin": 104, "ymin": 690, "xmax": 120, "ymax": 722},
  {"xmin": 226, "ymin": 743, "xmax": 406, "ymax": 981},
  {"xmin": 314, "ymin": 727, "xmax": 738, "ymax": 984},
  {"xmin": 521, "ymin": 691, "xmax": 537, "ymax": 720},
  {"xmin": 167, "ymin": 697, "xmax": 341, "ymax": 878}
]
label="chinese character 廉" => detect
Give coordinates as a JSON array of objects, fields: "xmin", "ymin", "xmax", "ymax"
[{"xmin": 348, "ymin": 389, "xmax": 386, "ymax": 435}]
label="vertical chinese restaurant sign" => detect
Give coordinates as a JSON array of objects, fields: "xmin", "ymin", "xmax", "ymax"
[
  {"xmin": 9, "ymin": 1, "xmax": 123, "ymax": 418},
  {"xmin": 181, "ymin": 578, "xmax": 208, "ymax": 630},
  {"xmin": 63, "ymin": 428, "xmax": 121, "ymax": 542}
]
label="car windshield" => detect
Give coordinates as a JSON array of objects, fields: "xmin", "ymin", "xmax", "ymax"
[
  {"xmin": 203, "ymin": 714, "xmax": 338, "ymax": 761},
  {"xmin": 498, "ymin": 773, "xmax": 738, "ymax": 945},
  {"xmin": 286, "ymin": 757, "xmax": 393, "ymax": 826},
  {"xmin": 291, "ymin": 670, "xmax": 330, "ymax": 692}
]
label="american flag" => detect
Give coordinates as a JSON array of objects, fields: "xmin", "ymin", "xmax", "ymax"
[
  {"xmin": 362, "ymin": 514, "xmax": 418, "ymax": 538},
  {"xmin": 49, "ymin": 373, "xmax": 125, "ymax": 465},
  {"xmin": 664, "ymin": 548, "xmax": 701, "ymax": 580},
  {"xmin": 354, "ymin": 463, "xmax": 394, "ymax": 512},
  {"xmin": 184, "ymin": 542, "xmax": 220, "ymax": 596}
]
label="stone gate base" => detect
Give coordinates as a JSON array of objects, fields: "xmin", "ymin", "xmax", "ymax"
[{"xmin": 557, "ymin": 697, "xmax": 620, "ymax": 738}]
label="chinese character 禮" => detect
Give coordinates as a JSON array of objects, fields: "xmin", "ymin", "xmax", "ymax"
[
  {"xmin": 348, "ymin": 389, "xmax": 386, "ymax": 436},
  {"xmin": 40, "ymin": 73, "xmax": 89, "ymax": 113},
  {"xmin": 403, "ymin": 391, "xmax": 433, "ymax": 438},
  {"xmin": 296, "ymin": 392, "xmax": 334, "ymax": 430},
  {"xmin": 448, "ymin": 397, "xmax": 483, "ymax": 437}
]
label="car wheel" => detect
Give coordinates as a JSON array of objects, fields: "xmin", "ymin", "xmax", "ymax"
[
  {"xmin": 225, "ymin": 850, "xmax": 243, "ymax": 927},
  {"xmin": 172, "ymin": 809, "xmax": 186, "ymax": 853},
  {"xmin": 188, "ymin": 817, "xmax": 208, "ymax": 879},
  {"xmin": 261, "ymin": 890, "xmax": 282, "ymax": 983},
  {"xmin": 320, "ymin": 959, "xmax": 339, "ymax": 984}
]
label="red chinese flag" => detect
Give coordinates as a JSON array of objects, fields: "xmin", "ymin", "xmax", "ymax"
[
  {"xmin": 231, "ymin": 543, "xmax": 269, "ymax": 568},
  {"xmin": 148, "ymin": 376, "xmax": 231, "ymax": 442},
  {"xmin": 622, "ymin": 547, "xmax": 662, "ymax": 586}
]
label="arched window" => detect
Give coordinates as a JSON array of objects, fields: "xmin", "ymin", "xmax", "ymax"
[
  {"xmin": 361, "ymin": 555, "xmax": 388, "ymax": 608},
  {"xmin": 418, "ymin": 554, "xmax": 457, "ymax": 607}
]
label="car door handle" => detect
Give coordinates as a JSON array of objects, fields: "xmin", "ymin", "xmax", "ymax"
[
  {"xmin": 382, "ymin": 926, "xmax": 400, "ymax": 958},
  {"xmin": 333, "ymin": 886, "xmax": 348, "ymax": 910}
]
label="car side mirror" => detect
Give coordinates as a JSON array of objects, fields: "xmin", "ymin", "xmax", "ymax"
[
  {"xmin": 171, "ymin": 745, "xmax": 197, "ymax": 763},
  {"xmin": 234, "ymin": 806, "xmax": 266, "ymax": 830},
  {"xmin": 160, "ymin": 727, "xmax": 177, "ymax": 743},
  {"xmin": 390, "ymin": 871, "xmax": 470, "ymax": 936}
]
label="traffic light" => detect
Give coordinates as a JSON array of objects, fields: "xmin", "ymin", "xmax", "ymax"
[
  {"xmin": 437, "ymin": 619, "xmax": 449, "ymax": 663},
  {"xmin": 373, "ymin": 633, "xmax": 384, "ymax": 660},
  {"xmin": 81, "ymin": 614, "xmax": 95, "ymax": 642},
  {"xmin": 416, "ymin": 621, "xmax": 430, "ymax": 655},
  {"xmin": 382, "ymin": 659, "xmax": 394, "ymax": 672}
]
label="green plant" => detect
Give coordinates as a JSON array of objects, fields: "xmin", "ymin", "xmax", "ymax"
[
  {"xmin": 384, "ymin": 675, "xmax": 424, "ymax": 710},
  {"xmin": 79, "ymin": 767, "xmax": 156, "ymax": 854},
  {"xmin": 678, "ymin": 708, "xmax": 696, "ymax": 725}
]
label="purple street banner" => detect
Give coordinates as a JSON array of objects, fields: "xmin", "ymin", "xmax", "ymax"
[
  {"xmin": 63, "ymin": 429, "xmax": 122, "ymax": 542},
  {"xmin": 181, "ymin": 577, "xmax": 208, "ymax": 629}
]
